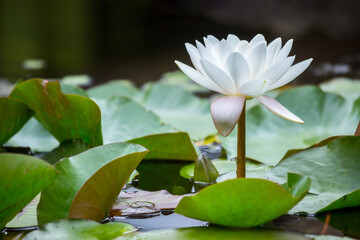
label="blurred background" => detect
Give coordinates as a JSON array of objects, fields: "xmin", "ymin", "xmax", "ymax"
[{"xmin": 1, "ymin": 0, "xmax": 360, "ymax": 86}]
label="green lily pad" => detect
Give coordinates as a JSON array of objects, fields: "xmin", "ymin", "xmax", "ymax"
[
  {"xmin": 175, "ymin": 173, "xmax": 310, "ymax": 227},
  {"xmin": 87, "ymin": 80, "xmax": 140, "ymax": 100},
  {"xmin": 95, "ymin": 97, "xmax": 174, "ymax": 142},
  {"xmin": 0, "ymin": 153, "xmax": 58, "ymax": 230},
  {"xmin": 270, "ymin": 136, "xmax": 360, "ymax": 213},
  {"xmin": 139, "ymin": 83, "xmax": 217, "ymax": 140},
  {"xmin": 24, "ymin": 219, "xmax": 135, "ymax": 240},
  {"xmin": 180, "ymin": 159, "xmax": 271, "ymax": 180},
  {"xmin": 6, "ymin": 118, "xmax": 59, "ymax": 152},
  {"xmin": 95, "ymin": 96, "xmax": 197, "ymax": 160},
  {"xmin": 221, "ymin": 86, "xmax": 360, "ymax": 165},
  {"xmin": 6, "ymin": 195, "xmax": 39, "ymax": 228},
  {"xmin": 37, "ymin": 142, "xmax": 148, "ymax": 225},
  {"xmin": 0, "ymin": 98, "xmax": 33, "ymax": 146},
  {"xmin": 128, "ymin": 133, "xmax": 197, "ymax": 160},
  {"xmin": 9, "ymin": 79, "xmax": 103, "ymax": 147},
  {"xmin": 117, "ymin": 227, "xmax": 309, "ymax": 240},
  {"xmin": 38, "ymin": 139, "xmax": 90, "ymax": 164},
  {"xmin": 60, "ymin": 82, "xmax": 89, "ymax": 97},
  {"xmin": 320, "ymin": 78, "xmax": 360, "ymax": 101}
]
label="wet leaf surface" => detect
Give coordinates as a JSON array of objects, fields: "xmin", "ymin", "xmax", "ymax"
[
  {"xmin": 110, "ymin": 190, "xmax": 183, "ymax": 217},
  {"xmin": 0, "ymin": 154, "xmax": 58, "ymax": 230},
  {"xmin": 270, "ymin": 136, "xmax": 360, "ymax": 213},
  {"xmin": 37, "ymin": 143, "xmax": 148, "ymax": 225},
  {"xmin": 0, "ymin": 98, "xmax": 33, "ymax": 146},
  {"xmin": 175, "ymin": 173, "xmax": 310, "ymax": 227},
  {"xmin": 24, "ymin": 219, "xmax": 135, "ymax": 240},
  {"xmin": 221, "ymin": 86, "xmax": 360, "ymax": 165},
  {"xmin": 9, "ymin": 79, "xmax": 103, "ymax": 147}
]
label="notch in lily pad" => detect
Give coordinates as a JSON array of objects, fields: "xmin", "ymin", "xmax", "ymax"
[{"xmin": 175, "ymin": 173, "xmax": 311, "ymax": 227}]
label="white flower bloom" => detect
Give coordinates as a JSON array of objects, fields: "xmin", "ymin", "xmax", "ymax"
[{"xmin": 175, "ymin": 34, "xmax": 312, "ymax": 137}]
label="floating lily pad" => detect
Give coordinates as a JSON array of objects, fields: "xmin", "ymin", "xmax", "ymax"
[
  {"xmin": 128, "ymin": 133, "xmax": 197, "ymax": 160},
  {"xmin": 180, "ymin": 159, "xmax": 271, "ymax": 180},
  {"xmin": 6, "ymin": 195, "xmax": 39, "ymax": 228},
  {"xmin": 37, "ymin": 142, "xmax": 148, "ymax": 225},
  {"xmin": 95, "ymin": 97, "xmax": 174, "ymax": 142},
  {"xmin": 60, "ymin": 82, "xmax": 89, "ymax": 97},
  {"xmin": 6, "ymin": 118, "xmax": 59, "ymax": 152},
  {"xmin": 175, "ymin": 173, "xmax": 310, "ymax": 227},
  {"xmin": 221, "ymin": 86, "xmax": 360, "ymax": 165},
  {"xmin": 320, "ymin": 78, "xmax": 360, "ymax": 101},
  {"xmin": 9, "ymin": 79, "xmax": 103, "ymax": 147},
  {"xmin": 270, "ymin": 136, "xmax": 360, "ymax": 213},
  {"xmin": 0, "ymin": 98, "xmax": 33, "ymax": 146},
  {"xmin": 95, "ymin": 97, "xmax": 197, "ymax": 160},
  {"xmin": 139, "ymin": 83, "xmax": 217, "ymax": 140},
  {"xmin": 37, "ymin": 139, "xmax": 90, "ymax": 164},
  {"xmin": 0, "ymin": 153, "xmax": 58, "ymax": 230},
  {"xmin": 87, "ymin": 80, "xmax": 140, "ymax": 100},
  {"xmin": 110, "ymin": 190, "xmax": 183, "ymax": 217},
  {"xmin": 117, "ymin": 227, "xmax": 309, "ymax": 240},
  {"xmin": 24, "ymin": 219, "xmax": 135, "ymax": 240}
]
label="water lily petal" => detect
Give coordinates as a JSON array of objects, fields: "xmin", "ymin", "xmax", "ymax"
[
  {"xmin": 207, "ymin": 35, "xmax": 220, "ymax": 45},
  {"xmin": 200, "ymin": 59, "xmax": 237, "ymax": 95},
  {"xmin": 247, "ymin": 43, "xmax": 267, "ymax": 79},
  {"xmin": 256, "ymin": 95, "xmax": 304, "ymax": 123},
  {"xmin": 218, "ymin": 40, "xmax": 235, "ymax": 65},
  {"xmin": 225, "ymin": 52, "xmax": 251, "ymax": 90},
  {"xmin": 259, "ymin": 56, "xmax": 295, "ymax": 84},
  {"xmin": 266, "ymin": 37, "xmax": 282, "ymax": 67},
  {"xmin": 203, "ymin": 37, "xmax": 218, "ymax": 57},
  {"xmin": 239, "ymin": 78, "xmax": 271, "ymax": 96},
  {"xmin": 175, "ymin": 61, "xmax": 227, "ymax": 94},
  {"xmin": 227, "ymin": 34, "xmax": 240, "ymax": 49},
  {"xmin": 268, "ymin": 58, "xmax": 313, "ymax": 90},
  {"xmin": 275, "ymin": 39, "xmax": 293, "ymax": 62},
  {"xmin": 185, "ymin": 43, "xmax": 205, "ymax": 74},
  {"xmin": 236, "ymin": 41, "xmax": 251, "ymax": 56},
  {"xmin": 249, "ymin": 34, "xmax": 266, "ymax": 47},
  {"xmin": 211, "ymin": 96, "xmax": 246, "ymax": 137},
  {"xmin": 196, "ymin": 40, "xmax": 217, "ymax": 64}
]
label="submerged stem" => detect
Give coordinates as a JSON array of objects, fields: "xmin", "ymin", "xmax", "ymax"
[{"xmin": 237, "ymin": 101, "xmax": 246, "ymax": 178}]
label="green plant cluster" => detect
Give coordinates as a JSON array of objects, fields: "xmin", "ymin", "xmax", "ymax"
[{"xmin": 0, "ymin": 75, "xmax": 359, "ymax": 238}]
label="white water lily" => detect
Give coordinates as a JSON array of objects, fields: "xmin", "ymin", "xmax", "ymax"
[{"xmin": 175, "ymin": 34, "xmax": 312, "ymax": 137}]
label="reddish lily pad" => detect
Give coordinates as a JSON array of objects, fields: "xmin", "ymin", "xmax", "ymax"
[{"xmin": 37, "ymin": 142, "xmax": 148, "ymax": 225}]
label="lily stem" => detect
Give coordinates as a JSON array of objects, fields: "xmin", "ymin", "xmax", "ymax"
[{"xmin": 237, "ymin": 101, "xmax": 246, "ymax": 178}]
